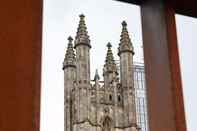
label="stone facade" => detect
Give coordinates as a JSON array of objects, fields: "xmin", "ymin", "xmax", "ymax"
[{"xmin": 63, "ymin": 14, "xmax": 139, "ymax": 131}]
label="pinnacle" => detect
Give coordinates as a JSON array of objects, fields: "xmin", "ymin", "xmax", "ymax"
[
  {"xmin": 65, "ymin": 36, "xmax": 75, "ymax": 58},
  {"xmin": 74, "ymin": 14, "xmax": 90, "ymax": 48},
  {"xmin": 94, "ymin": 69, "xmax": 100, "ymax": 81},
  {"xmin": 77, "ymin": 14, "xmax": 87, "ymax": 35},
  {"xmin": 63, "ymin": 36, "xmax": 76, "ymax": 69},
  {"xmin": 104, "ymin": 42, "xmax": 118, "ymax": 74},
  {"xmin": 118, "ymin": 21, "xmax": 134, "ymax": 55},
  {"xmin": 105, "ymin": 42, "xmax": 115, "ymax": 65},
  {"xmin": 121, "ymin": 21, "xmax": 129, "ymax": 39},
  {"xmin": 95, "ymin": 69, "xmax": 98, "ymax": 75},
  {"xmin": 67, "ymin": 36, "xmax": 74, "ymax": 49}
]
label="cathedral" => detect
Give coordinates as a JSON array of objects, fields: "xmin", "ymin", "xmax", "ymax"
[{"xmin": 63, "ymin": 14, "xmax": 139, "ymax": 131}]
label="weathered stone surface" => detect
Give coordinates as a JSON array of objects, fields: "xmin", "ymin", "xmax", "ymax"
[{"xmin": 63, "ymin": 16, "xmax": 139, "ymax": 131}]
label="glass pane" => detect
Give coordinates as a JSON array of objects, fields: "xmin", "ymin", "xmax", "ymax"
[
  {"xmin": 175, "ymin": 14, "xmax": 197, "ymax": 131},
  {"xmin": 42, "ymin": 0, "xmax": 147, "ymax": 131}
]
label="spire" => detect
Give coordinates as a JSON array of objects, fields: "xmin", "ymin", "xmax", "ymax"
[
  {"xmin": 104, "ymin": 42, "xmax": 118, "ymax": 73},
  {"xmin": 63, "ymin": 36, "xmax": 76, "ymax": 69},
  {"xmin": 74, "ymin": 14, "xmax": 91, "ymax": 48},
  {"xmin": 118, "ymin": 21, "xmax": 134, "ymax": 56},
  {"xmin": 94, "ymin": 69, "xmax": 100, "ymax": 81},
  {"xmin": 105, "ymin": 42, "xmax": 115, "ymax": 65}
]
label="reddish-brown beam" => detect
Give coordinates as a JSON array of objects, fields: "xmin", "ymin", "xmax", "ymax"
[
  {"xmin": 0, "ymin": 0, "xmax": 42, "ymax": 130},
  {"xmin": 141, "ymin": 0, "xmax": 187, "ymax": 131},
  {"xmin": 172, "ymin": 0, "xmax": 197, "ymax": 18},
  {"xmin": 117, "ymin": 0, "xmax": 197, "ymax": 18},
  {"xmin": 165, "ymin": 2, "xmax": 187, "ymax": 131}
]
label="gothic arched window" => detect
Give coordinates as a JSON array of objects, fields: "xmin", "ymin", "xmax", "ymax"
[
  {"xmin": 109, "ymin": 94, "xmax": 112, "ymax": 101},
  {"xmin": 118, "ymin": 95, "xmax": 121, "ymax": 102},
  {"xmin": 102, "ymin": 116, "xmax": 112, "ymax": 131}
]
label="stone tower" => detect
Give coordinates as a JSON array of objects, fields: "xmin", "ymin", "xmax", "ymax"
[
  {"xmin": 63, "ymin": 36, "xmax": 76, "ymax": 131},
  {"xmin": 63, "ymin": 15, "xmax": 139, "ymax": 131},
  {"xmin": 118, "ymin": 21, "xmax": 137, "ymax": 131}
]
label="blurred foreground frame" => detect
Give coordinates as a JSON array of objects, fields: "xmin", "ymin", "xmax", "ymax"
[{"xmin": 0, "ymin": 0, "xmax": 196, "ymax": 130}]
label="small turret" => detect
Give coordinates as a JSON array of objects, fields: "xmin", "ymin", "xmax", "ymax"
[
  {"xmin": 103, "ymin": 42, "xmax": 118, "ymax": 87},
  {"xmin": 63, "ymin": 36, "xmax": 76, "ymax": 131},
  {"xmin": 63, "ymin": 36, "xmax": 76, "ymax": 69},
  {"xmin": 94, "ymin": 69, "xmax": 100, "ymax": 88},
  {"xmin": 94, "ymin": 69, "xmax": 100, "ymax": 81}
]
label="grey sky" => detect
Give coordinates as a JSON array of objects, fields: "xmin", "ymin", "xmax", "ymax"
[
  {"xmin": 41, "ymin": 0, "xmax": 197, "ymax": 130},
  {"xmin": 176, "ymin": 14, "xmax": 197, "ymax": 131}
]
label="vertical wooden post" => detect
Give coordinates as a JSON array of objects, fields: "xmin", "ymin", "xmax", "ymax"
[
  {"xmin": 0, "ymin": 0, "xmax": 42, "ymax": 130},
  {"xmin": 141, "ymin": 0, "xmax": 187, "ymax": 131}
]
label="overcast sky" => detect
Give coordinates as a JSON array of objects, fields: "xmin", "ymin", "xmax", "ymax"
[
  {"xmin": 41, "ymin": 0, "xmax": 197, "ymax": 131},
  {"xmin": 175, "ymin": 15, "xmax": 197, "ymax": 131}
]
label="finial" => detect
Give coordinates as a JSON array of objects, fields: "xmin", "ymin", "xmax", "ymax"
[
  {"xmin": 79, "ymin": 14, "xmax": 85, "ymax": 18},
  {"xmin": 107, "ymin": 42, "xmax": 112, "ymax": 48},
  {"xmin": 68, "ymin": 36, "xmax": 73, "ymax": 42},
  {"xmin": 122, "ymin": 21, "xmax": 127, "ymax": 26}
]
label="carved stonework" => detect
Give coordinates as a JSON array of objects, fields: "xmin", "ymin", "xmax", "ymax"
[
  {"xmin": 102, "ymin": 116, "xmax": 112, "ymax": 131},
  {"xmin": 64, "ymin": 15, "xmax": 139, "ymax": 131},
  {"xmin": 118, "ymin": 21, "xmax": 134, "ymax": 56}
]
